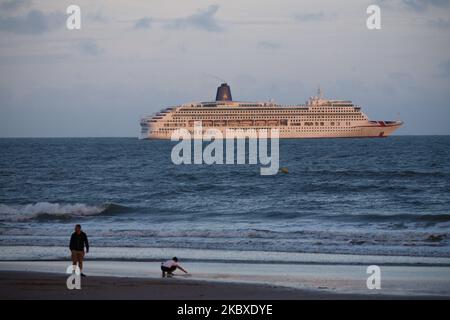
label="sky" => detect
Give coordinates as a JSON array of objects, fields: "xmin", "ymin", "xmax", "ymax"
[{"xmin": 0, "ymin": 0, "xmax": 449, "ymax": 137}]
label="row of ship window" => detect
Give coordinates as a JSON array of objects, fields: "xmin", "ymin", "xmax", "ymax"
[
  {"xmin": 178, "ymin": 110, "xmax": 358, "ymax": 114},
  {"xmin": 162, "ymin": 120, "xmax": 355, "ymax": 126},
  {"xmin": 169, "ymin": 116, "xmax": 365, "ymax": 120},
  {"xmin": 162, "ymin": 122, "xmax": 350, "ymax": 127},
  {"xmin": 155, "ymin": 127, "xmax": 360, "ymax": 133}
]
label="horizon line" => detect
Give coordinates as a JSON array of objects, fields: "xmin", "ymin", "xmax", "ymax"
[{"xmin": 1, "ymin": 134, "xmax": 450, "ymax": 139}]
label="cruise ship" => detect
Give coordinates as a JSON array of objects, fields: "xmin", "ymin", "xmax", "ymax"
[{"xmin": 140, "ymin": 83, "xmax": 402, "ymax": 139}]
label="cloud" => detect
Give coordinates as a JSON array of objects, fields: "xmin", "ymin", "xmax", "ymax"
[
  {"xmin": 294, "ymin": 11, "xmax": 335, "ymax": 22},
  {"xmin": 437, "ymin": 59, "xmax": 450, "ymax": 78},
  {"xmin": 427, "ymin": 18, "xmax": 450, "ymax": 28},
  {"xmin": 76, "ymin": 39, "xmax": 103, "ymax": 56},
  {"xmin": 388, "ymin": 72, "xmax": 414, "ymax": 81},
  {"xmin": 0, "ymin": 0, "xmax": 31, "ymax": 11},
  {"xmin": 86, "ymin": 11, "xmax": 108, "ymax": 23},
  {"xmin": 0, "ymin": 9, "xmax": 64, "ymax": 34},
  {"xmin": 0, "ymin": 52, "xmax": 68, "ymax": 65},
  {"xmin": 401, "ymin": 0, "xmax": 450, "ymax": 12},
  {"xmin": 134, "ymin": 17, "xmax": 152, "ymax": 30},
  {"xmin": 257, "ymin": 41, "xmax": 281, "ymax": 50},
  {"xmin": 165, "ymin": 4, "xmax": 223, "ymax": 32}
]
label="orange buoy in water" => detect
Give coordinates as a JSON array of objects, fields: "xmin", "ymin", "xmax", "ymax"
[{"xmin": 280, "ymin": 167, "xmax": 289, "ymax": 174}]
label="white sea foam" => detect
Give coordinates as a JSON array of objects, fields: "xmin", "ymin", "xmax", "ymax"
[{"xmin": 0, "ymin": 202, "xmax": 110, "ymax": 222}]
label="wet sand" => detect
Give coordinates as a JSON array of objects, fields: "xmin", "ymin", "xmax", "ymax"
[
  {"xmin": 0, "ymin": 271, "xmax": 447, "ymax": 300},
  {"xmin": 0, "ymin": 270, "xmax": 331, "ymax": 300}
]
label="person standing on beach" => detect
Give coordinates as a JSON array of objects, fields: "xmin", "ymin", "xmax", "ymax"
[
  {"xmin": 69, "ymin": 224, "xmax": 89, "ymax": 277},
  {"xmin": 161, "ymin": 257, "xmax": 188, "ymax": 278}
]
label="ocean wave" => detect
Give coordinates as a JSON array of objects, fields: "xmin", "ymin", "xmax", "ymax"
[
  {"xmin": 0, "ymin": 202, "xmax": 130, "ymax": 222},
  {"xmin": 99, "ymin": 229, "xmax": 280, "ymax": 239},
  {"xmin": 324, "ymin": 213, "xmax": 450, "ymax": 223},
  {"xmin": 299, "ymin": 169, "xmax": 450, "ymax": 178},
  {"xmin": 96, "ymin": 228, "xmax": 447, "ymax": 243}
]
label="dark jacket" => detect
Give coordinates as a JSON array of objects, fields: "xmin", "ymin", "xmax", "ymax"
[{"xmin": 70, "ymin": 231, "xmax": 89, "ymax": 252}]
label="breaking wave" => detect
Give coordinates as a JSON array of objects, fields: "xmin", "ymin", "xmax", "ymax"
[
  {"xmin": 0, "ymin": 202, "xmax": 130, "ymax": 222},
  {"xmin": 324, "ymin": 213, "xmax": 450, "ymax": 223}
]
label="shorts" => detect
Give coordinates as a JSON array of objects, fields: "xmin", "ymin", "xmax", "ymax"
[
  {"xmin": 161, "ymin": 265, "xmax": 176, "ymax": 273},
  {"xmin": 71, "ymin": 250, "xmax": 85, "ymax": 266}
]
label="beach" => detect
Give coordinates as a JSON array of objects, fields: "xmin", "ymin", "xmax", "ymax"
[
  {"xmin": 1, "ymin": 270, "xmax": 448, "ymax": 300},
  {"xmin": 1, "ymin": 257, "xmax": 449, "ymax": 299},
  {"xmin": 0, "ymin": 270, "xmax": 343, "ymax": 300}
]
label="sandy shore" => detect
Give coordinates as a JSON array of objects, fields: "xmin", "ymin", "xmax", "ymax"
[
  {"xmin": 1, "ymin": 270, "xmax": 448, "ymax": 300},
  {"xmin": 1, "ymin": 256, "xmax": 450, "ymax": 299},
  {"xmin": 0, "ymin": 270, "xmax": 345, "ymax": 300}
]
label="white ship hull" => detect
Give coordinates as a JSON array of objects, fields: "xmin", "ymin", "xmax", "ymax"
[{"xmin": 142, "ymin": 121, "xmax": 402, "ymax": 140}]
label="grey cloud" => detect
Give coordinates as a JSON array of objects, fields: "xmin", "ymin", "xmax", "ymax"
[
  {"xmin": 165, "ymin": 4, "xmax": 223, "ymax": 32},
  {"xmin": 0, "ymin": 52, "xmax": 68, "ymax": 65},
  {"xmin": 402, "ymin": 0, "xmax": 450, "ymax": 12},
  {"xmin": 372, "ymin": 0, "xmax": 396, "ymax": 9},
  {"xmin": 388, "ymin": 72, "xmax": 414, "ymax": 81},
  {"xmin": 427, "ymin": 18, "xmax": 450, "ymax": 28},
  {"xmin": 87, "ymin": 11, "xmax": 108, "ymax": 23},
  {"xmin": 437, "ymin": 59, "xmax": 450, "ymax": 78},
  {"xmin": 0, "ymin": 9, "xmax": 64, "ymax": 34},
  {"xmin": 134, "ymin": 17, "xmax": 152, "ymax": 30},
  {"xmin": 257, "ymin": 41, "xmax": 281, "ymax": 50},
  {"xmin": 294, "ymin": 11, "xmax": 328, "ymax": 22},
  {"xmin": 76, "ymin": 39, "xmax": 103, "ymax": 56},
  {"xmin": 0, "ymin": 0, "xmax": 31, "ymax": 11}
]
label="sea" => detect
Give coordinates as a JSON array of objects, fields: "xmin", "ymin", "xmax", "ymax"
[{"xmin": 0, "ymin": 136, "xmax": 449, "ymax": 262}]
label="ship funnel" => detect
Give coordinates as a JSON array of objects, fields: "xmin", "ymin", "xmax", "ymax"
[{"xmin": 215, "ymin": 83, "xmax": 232, "ymax": 101}]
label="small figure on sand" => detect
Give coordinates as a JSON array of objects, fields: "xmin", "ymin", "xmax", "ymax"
[
  {"xmin": 161, "ymin": 257, "xmax": 188, "ymax": 278},
  {"xmin": 70, "ymin": 224, "xmax": 89, "ymax": 277}
]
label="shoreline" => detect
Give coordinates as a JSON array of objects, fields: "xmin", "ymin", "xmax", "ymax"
[{"xmin": 1, "ymin": 246, "xmax": 449, "ymax": 266}]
